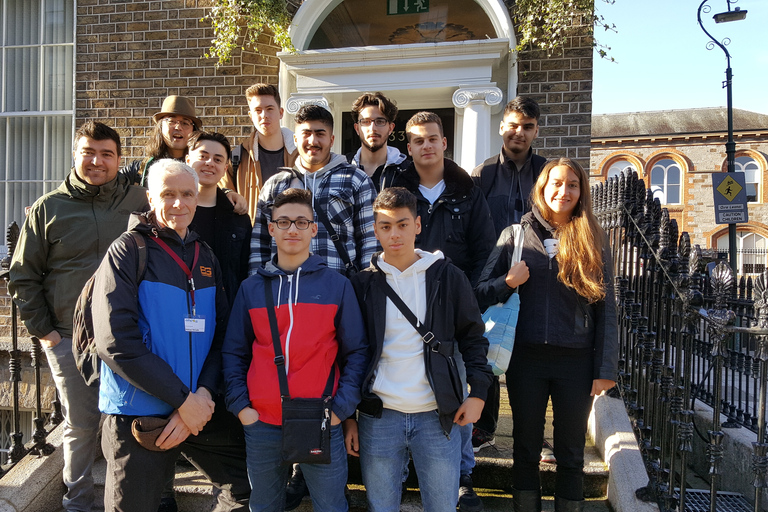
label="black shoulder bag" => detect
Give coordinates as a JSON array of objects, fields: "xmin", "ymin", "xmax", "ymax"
[
  {"xmin": 377, "ymin": 278, "xmax": 464, "ymax": 417},
  {"xmin": 313, "ymin": 205, "xmax": 359, "ymax": 278},
  {"xmin": 263, "ymin": 278, "xmax": 335, "ymax": 464}
]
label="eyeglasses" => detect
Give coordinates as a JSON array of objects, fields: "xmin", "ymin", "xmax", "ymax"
[
  {"xmin": 162, "ymin": 117, "xmax": 195, "ymax": 129},
  {"xmin": 272, "ymin": 218, "xmax": 314, "ymax": 230},
  {"xmin": 357, "ymin": 118, "xmax": 390, "ymax": 127}
]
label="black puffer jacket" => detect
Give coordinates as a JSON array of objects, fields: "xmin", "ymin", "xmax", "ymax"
[
  {"xmin": 391, "ymin": 159, "xmax": 496, "ymax": 285},
  {"xmin": 351, "ymin": 253, "xmax": 493, "ymax": 435},
  {"xmin": 475, "ymin": 207, "xmax": 618, "ymax": 381}
]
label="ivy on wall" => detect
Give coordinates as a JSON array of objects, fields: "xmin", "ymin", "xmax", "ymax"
[{"xmin": 203, "ymin": 0, "xmax": 615, "ymax": 66}]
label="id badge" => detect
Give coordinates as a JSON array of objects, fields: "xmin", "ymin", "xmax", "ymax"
[{"xmin": 184, "ymin": 316, "xmax": 206, "ymax": 333}]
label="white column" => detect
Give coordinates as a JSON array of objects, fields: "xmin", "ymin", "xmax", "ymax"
[{"xmin": 452, "ymin": 86, "xmax": 503, "ymax": 172}]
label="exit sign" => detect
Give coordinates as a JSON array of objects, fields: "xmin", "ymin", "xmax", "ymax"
[{"xmin": 387, "ymin": 0, "xmax": 429, "ymax": 15}]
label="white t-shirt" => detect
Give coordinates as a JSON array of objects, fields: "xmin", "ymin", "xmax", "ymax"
[{"xmin": 418, "ymin": 180, "xmax": 446, "ymax": 205}]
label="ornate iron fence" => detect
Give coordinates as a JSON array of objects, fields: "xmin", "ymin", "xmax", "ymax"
[
  {"xmin": 0, "ymin": 221, "xmax": 61, "ymax": 476},
  {"xmin": 593, "ymin": 171, "xmax": 768, "ymax": 512}
]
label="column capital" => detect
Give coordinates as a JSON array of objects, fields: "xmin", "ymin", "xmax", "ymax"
[
  {"xmin": 451, "ymin": 86, "xmax": 503, "ymax": 109},
  {"xmin": 285, "ymin": 94, "xmax": 331, "ymax": 115}
]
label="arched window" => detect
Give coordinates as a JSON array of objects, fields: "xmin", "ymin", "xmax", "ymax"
[
  {"xmin": 650, "ymin": 159, "xmax": 681, "ymax": 204},
  {"xmin": 716, "ymin": 232, "xmax": 767, "ymax": 275},
  {"xmin": 307, "ymin": 0, "xmax": 498, "ymax": 49},
  {"xmin": 607, "ymin": 160, "xmax": 637, "ymax": 180},
  {"xmin": 735, "ymin": 155, "xmax": 760, "ymax": 203}
]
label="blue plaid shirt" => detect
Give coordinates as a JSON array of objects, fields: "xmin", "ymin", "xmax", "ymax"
[{"xmin": 249, "ymin": 156, "xmax": 377, "ymax": 275}]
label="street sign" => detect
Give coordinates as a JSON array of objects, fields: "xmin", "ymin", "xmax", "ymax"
[
  {"xmin": 387, "ymin": 0, "xmax": 429, "ymax": 15},
  {"xmin": 712, "ymin": 172, "xmax": 749, "ymax": 224}
]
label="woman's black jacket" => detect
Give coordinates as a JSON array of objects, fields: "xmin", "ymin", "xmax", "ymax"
[{"xmin": 475, "ymin": 209, "xmax": 618, "ymax": 381}]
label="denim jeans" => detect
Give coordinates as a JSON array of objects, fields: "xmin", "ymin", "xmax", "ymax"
[
  {"xmin": 242, "ymin": 421, "xmax": 348, "ymax": 512},
  {"xmin": 44, "ymin": 338, "xmax": 101, "ymax": 512},
  {"xmin": 358, "ymin": 409, "xmax": 460, "ymax": 512},
  {"xmin": 459, "ymin": 421, "xmax": 475, "ymax": 476}
]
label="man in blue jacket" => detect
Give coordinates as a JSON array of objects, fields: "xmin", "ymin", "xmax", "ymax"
[{"xmin": 92, "ymin": 159, "xmax": 249, "ymax": 512}]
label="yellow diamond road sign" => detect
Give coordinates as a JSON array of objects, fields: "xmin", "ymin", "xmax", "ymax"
[{"xmin": 717, "ymin": 175, "xmax": 742, "ymax": 202}]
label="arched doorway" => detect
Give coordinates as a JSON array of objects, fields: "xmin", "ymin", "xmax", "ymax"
[{"xmin": 279, "ymin": 0, "xmax": 516, "ymax": 170}]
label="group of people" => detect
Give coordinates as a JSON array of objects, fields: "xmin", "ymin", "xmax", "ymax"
[{"xmin": 8, "ymin": 84, "xmax": 618, "ymax": 512}]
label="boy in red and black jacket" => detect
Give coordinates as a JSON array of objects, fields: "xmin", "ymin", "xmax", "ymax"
[{"xmin": 222, "ymin": 188, "xmax": 368, "ymax": 511}]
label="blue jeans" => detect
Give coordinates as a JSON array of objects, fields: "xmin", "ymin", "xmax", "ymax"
[
  {"xmin": 358, "ymin": 409, "xmax": 460, "ymax": 512},
  {"xmin": 243, "ymin": 421, "xmax": 348, "ymax": 512},
  {"xmin": 44, "ymin": 338, "xmax": 101, "ymax": 512}
]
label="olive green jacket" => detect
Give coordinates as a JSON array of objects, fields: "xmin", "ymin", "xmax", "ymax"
[{"xmin": 9, "ymin": 169, "xmax": 148, "ymax": 338}]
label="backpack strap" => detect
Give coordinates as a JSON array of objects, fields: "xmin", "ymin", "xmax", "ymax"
[
  {"xmin": 313, "ymin": 206, "xmax": 358, "ymax": 276},
  {"xmin": 231, "ymin": 144, "xmax": 244, "ymax": 183},
  {"xmin": 129, "ymin": 231, "xmax": 148, "ymax": 281},
  {"xmin": 377, "ymin": 276, "xmax": 453, "ymax": 357}
]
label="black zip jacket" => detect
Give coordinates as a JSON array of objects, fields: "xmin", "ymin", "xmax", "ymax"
[
  {"xmin": 475, "ymin": 207, "xmax": 618, "ymax": 381},
  {"xmin": 191, "ymin": 187, "xmax": 252, "ymax": 306},
  {"xmin": 391, "ymin": 159, "xmax": 496, "ymax": 285},
  {"xmin": 351, "ymin": 253, "xmax": 493, "ymax": 434}
]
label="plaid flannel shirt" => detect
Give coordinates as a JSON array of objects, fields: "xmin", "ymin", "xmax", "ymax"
[{"xmin": 249, "ymin": 158, "xmax": 377, "ymax": 275}]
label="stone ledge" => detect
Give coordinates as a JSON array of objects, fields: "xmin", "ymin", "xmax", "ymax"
[{"xmin": 589, "ymin": 394, "xmax": 659, "ymax": 512}]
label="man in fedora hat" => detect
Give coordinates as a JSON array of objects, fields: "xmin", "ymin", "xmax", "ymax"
[{"xmin": 123, "ymin": 95, "xmax": 203, "ymax": 188}]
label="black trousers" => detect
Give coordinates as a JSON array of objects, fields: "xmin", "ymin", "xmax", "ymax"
[
  {"xmin": 506, "ymin": 344, "xmax": 594, "ymax": 501},
  {"xmin": 102, "ymin": 396, "xmax": 250, "ymax": 512}
]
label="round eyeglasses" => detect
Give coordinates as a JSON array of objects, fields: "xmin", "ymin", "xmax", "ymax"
[{"xmin": 272, "ymin": 219, "xmax": 314, "ymax": 230}]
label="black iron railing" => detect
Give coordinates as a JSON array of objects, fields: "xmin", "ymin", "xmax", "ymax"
[
  {"xmin": 594, "ymin": 170, "xmax": 768, "ymax": 512},
  {"xmin": 0, "ymin": 221, "xmax": 60, "ymax": 477}
]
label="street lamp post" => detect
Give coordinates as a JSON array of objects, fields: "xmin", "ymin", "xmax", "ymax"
[{"xmin": 697, "ymin": 0, "xmax": 747, "ymax": 278}]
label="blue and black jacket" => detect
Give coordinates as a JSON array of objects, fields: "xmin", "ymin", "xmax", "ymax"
[{"xmin": 93, "ymin": 211, "xmax": 229, "ymax": 417}]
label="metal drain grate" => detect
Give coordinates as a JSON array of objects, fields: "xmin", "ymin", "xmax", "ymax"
[{"xmin": 677, "ymin": 489, "xmax": 752, "ymax": 512}]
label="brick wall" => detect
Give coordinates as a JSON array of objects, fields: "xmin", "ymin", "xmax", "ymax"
[
  {"xmin": 75, "ymin": 0, "xmax": 282, "ymax": 160},
  {"xmin": 515, "ymin": 11, "xmax": 594, "ymax": 172}
]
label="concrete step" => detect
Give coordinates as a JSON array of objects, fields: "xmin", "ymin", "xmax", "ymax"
[{"xmin": 88, "ymin": 380, "xmax": 608, "ymax": 510}]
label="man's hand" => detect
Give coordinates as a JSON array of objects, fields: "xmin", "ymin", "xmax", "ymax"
[
  {"xmin": 225, "ymin": 190, "xmax": 248, "ymax": 215},
  {"xmin": 39, "ymin": 330, "xmax": 62, "ymax": 349},
  {"xmin": 453, "ymin": 397, "xmax": 485, "ymax": 426},
  {"xmin": 342, "ymin": 418, "xmax": 359, "ymax": 457},
  {"xmin": 505, "ymin": 260, "xmax": 529, "ymax": 289},
  {"xmin": 155, "ymin": 410, "xmax": 191, "ymax": 450},
  {"xmin": 331, "ymin": 411, "xmax": 341, "ymax": 426},
  {"xmin": 238, "ymin": 407, "xmax": 260, "ymax": 426},
  {"xmin": 177, "ymin": 390, "xmax": 215, "ymax": 435},
  {"xmin": 591, "ymin": 379, "xmax": 616, "ymax": 397}
]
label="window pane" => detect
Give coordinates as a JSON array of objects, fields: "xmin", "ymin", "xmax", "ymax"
[
  {"xmin": 667, "ymin": 165, "xmax": 680, "ymax": 186},
  {"xmin": 6, "ymin": 117, "xmax": 45, "ymax": 181},
  {"xmin": 46, "ymin": 115, "xmax": 72, "ymax": 181},
  {"xmin": 650, "ymin": 166, "xmax": 664, "ymax": 186},
  {"xmin": 44, "ymin": 0, "xmax": 74, "ymax": 44},
  {"xmin": 746, "ymin": 184, "xmax": 757, "ymax": 203},
  {"xmin": 666, "ymin": 185, "xmax": 680, "ymax": 204},
  {"xmin": 5, "ymin": 0, "xmax": 40, "ymax": 45},
  {"xmin": 43, "ymin": 45, "xmax": 73, "ymax": 110},
  {"xmin": 5, "ymin": 47, "xmax": 40, "ymax": 112}
]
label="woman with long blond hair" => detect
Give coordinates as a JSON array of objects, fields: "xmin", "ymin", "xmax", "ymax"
[{"xmin": 476, "ymin": 158, "xmax": 618, "ymax": 512}]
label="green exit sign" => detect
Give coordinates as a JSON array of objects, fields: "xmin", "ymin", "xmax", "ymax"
[{"xmin": 387, "ymin": 0, "xmax": 429, "ymax": 15}]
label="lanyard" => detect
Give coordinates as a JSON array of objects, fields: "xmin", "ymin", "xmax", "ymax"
[{"xmin": 151, "ymin": 236, "xmax": 200, "ymax": 315}]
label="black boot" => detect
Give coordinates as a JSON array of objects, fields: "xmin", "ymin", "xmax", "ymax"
[
  {"xmin": 554, "ymin": 496, "xmax": 584, "ymax": 512},
  {"xmin": 512, "ymin": 489, "xmax": 541, "ymax": 512}
]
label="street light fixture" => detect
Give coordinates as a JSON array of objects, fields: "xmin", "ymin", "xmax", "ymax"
[{"xmin": 697, "ymin": 0, "xmax": 747, "ymax": 278}]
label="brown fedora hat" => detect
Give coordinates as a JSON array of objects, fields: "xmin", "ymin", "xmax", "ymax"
[{"xmin": 152, "ymin": 95, "xmax": 202, "ymax": 129}]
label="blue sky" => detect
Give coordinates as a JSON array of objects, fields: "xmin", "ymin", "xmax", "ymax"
[{"xmin": 592, "ymin": 0, "xmax": 767, "ymax": 115}]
